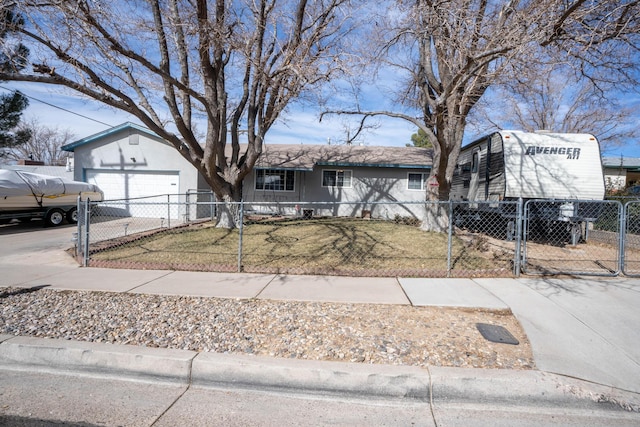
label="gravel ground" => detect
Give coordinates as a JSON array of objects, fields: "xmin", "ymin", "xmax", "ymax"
[{"xmin": 0, "ymin": 286, "xmax": 534, "ymax": 370}]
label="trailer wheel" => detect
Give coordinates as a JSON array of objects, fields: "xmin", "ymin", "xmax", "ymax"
[
  {"xmin": 45, "ymin": 208, "xmax": 65, "ymax": 227},
  {"xmin": 66, "ymin": 207, "xmax": 78, "ymax": 224}
]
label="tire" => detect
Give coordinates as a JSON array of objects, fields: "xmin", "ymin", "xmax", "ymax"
[
  {"xmin": 66, "ymin": 207, "xmax": 78, "ymax": 224},
  {"xmin": 45, "ymin": 208, "xmax": 65, "ymax": 227}
]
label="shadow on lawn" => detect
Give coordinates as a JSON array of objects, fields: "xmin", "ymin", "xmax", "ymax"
[{"xmin": 87, "ymin": 218, "xmax": 513, "ymax": 277}]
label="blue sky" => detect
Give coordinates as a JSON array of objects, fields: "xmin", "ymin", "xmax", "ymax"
[
  {"xmin": 2, "ymin": 81, "xmax": 418, "ymax": 149},
  {"xmin": 3, "ymin": 79, "xmax": 639, "ymax": 159}
]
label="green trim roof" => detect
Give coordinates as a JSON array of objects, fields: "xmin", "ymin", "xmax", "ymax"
[{"xmin": 62, "ymin": 122, "xmax": 160, "ymax": 152}]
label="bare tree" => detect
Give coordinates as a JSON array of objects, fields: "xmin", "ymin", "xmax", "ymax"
[
  {"xmin": 326, "ymin": 0, "xmax": 640, "ymax": 230},
  {"xmin": 0, "ymin": 0, "xmax": 355, "ymax": 227},
  {"xmin": 0, "ymin": 117, "xmax": 74, "ymax": 165},
  {"xmin": 472, "ymin": 65, "xmax": 640, "ymax": 153}
]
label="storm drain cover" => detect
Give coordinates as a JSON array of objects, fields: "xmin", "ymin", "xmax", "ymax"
[{"xmin": 476, "ymin": 323, "xmax": 520, "ymax": 345}]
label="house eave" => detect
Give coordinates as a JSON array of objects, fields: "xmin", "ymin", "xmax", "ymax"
[
  {"xmin": 316, "ymin": 161, "xmax": 431, "ymax": 170},
  {"xmin": 62, "ymin": 122, "xmax": 160, "ymax": 152}
]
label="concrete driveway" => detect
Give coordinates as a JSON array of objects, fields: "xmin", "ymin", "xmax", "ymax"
[{"xmin": 0, "ymin": 220, "xmax": 78, "ymax": 266}]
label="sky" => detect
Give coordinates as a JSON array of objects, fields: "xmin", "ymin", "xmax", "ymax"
[
  {"xmin": 7, "ymin": 79, "xmax": 639, "ymax": 160},
  {"xmin": 1, "ymin": 80, "xmax": 419, "ymax": 152}
]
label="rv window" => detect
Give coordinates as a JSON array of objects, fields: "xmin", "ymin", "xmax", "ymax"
[{"xmin": 471, "ymin": 152, "xmax": 479, "ymax": 173}]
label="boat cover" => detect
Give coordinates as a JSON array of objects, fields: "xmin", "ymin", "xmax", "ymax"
[{"xmin": 0, "ymin": 169, "xmax": 102, "ymax": 200}]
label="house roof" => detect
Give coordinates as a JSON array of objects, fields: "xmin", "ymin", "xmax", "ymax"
[
  {"xmin": 602, "ymin": 156, "xmax": 640, "ymax": 171},
  {"xmin": 255, "ymin": 144, "xmax": 433, "ymax": 171},
  {"xmin": 62, "ymin": 122, "xmax": 160, "ymax": 152},
  {"xmin": 1, "ymin": 165, "xmax": 74, "ymax": 180},
  {"xmin": 62, "ymin": 122, "xmax": 433, "ymax": 170}
]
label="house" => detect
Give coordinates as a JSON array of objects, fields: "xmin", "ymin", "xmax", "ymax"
[
  {"xmin": 247, "ymin": 143, "xmax": 433, "ymax": 218},
  {"xmin": 61, "ymin": 122, "xmax": 203, "ymax": 200},
  {"xmin": 1, "ymin": 159, "xmax": 74, "ymax": 180},
  {"xmin": 62, "ymin": 123, "xmax": 433, "ymax": 220},
  {"xmin": 602, "ymin": 157, "xmax": 640, "ymax": 192}
]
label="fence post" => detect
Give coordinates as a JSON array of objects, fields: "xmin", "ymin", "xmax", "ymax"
[
  {"xmin": 620, "ymin": 201, "xmax": 627, "ymax": 274},
  {"xmin": 185, "ymin": 190, "xmax": 190, "ymax": 223},
  {"xmin": 447, "ymin": 201, "xmax": 453, "ymax": 277},
  {"xmin": 210, "ymin": 192, "xmax": 216, "ymax": 222},
  {"xmin": 75, "ymin": 196, "xmax": 82, "ymax": 259},
  {"xmin": 514, "ymin": 198, "xmax": 523, "ymax": 277},
  {"xmin": 237, "ymin": 200, "xmax": 244, "ymax": 273},
  {"xmin": 167, "ymin": 194, "xmax": 171, "ymax": 228},
  {"xmin": 82, "ymin": 198, "xmax": 91, "ymax": 267}
]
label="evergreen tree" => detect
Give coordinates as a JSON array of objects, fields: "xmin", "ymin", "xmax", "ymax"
[
  {"xmin": 0, "ymin": 6, "xmax": 30, "ymax": 150},
  {"xmin": 407, "ymin": 128, "xmax": 433, "ymax": 149}
]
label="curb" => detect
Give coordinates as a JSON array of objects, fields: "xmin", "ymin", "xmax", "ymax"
[
  {"xmin": 0, "ymin": 335, "xmax": 195, "ymax": 385},
  {"xmin": 1, "ymin": 335, "xmax": 639, "ymax": 411},
  {"xmin": 429, "ymin": 366, "xmax": 640, "ymax": 412},
  {"xmin": 191, "ymin": 351, "xmax": 430, "ymax": 399}
]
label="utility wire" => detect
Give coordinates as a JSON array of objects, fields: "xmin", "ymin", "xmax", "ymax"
[{"xmin": 0, "ymin": 84, "xmax": 115, "ymax": 128}]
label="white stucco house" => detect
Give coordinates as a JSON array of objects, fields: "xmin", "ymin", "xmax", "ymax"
[{"xmin": 62, "ymin": 123, "xmax": 434, "ymax": 220}]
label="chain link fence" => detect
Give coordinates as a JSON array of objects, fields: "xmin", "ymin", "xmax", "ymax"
[
  {"xmin": 522, "ymin": 200, "xmax": 621, "ymax": 276},
  {"xmin": 75, "ymin": 196, "xmax": 635, "ymax": 277},
  {"xmin": 623, "ymin": 200, "xmax": 640, "ymax": 277}
]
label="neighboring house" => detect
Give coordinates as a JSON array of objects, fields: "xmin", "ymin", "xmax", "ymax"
[
  {"xmin": 602, "ymin": 157, "xmax": 640, "ymax": 192},
  {"xmin": 1, "ymin": 159, "xmax": 74, "ymax": 180},
  {"xmin": 62, "ymin": 123, "xmax": 434, "ymax": 220}
]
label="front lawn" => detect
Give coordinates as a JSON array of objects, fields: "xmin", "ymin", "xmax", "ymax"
[{"xmin": 89, "ymin": 217, "xmax": 512, "ymax": 276}]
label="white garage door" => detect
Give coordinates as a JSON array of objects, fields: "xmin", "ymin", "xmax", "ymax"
[{"xmin": 87, "ymin": 170, "xmax": 180, "ymax": 219}]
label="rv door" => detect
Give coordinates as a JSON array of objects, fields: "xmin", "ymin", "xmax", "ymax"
[{"xmin": 468, "ymin": 149, "xmax": 481, "ymax": 201}]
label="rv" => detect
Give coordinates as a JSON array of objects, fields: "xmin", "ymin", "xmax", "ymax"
[{"xmin": 450, "ymin": 130, "xmax": 605, "ymax": 242}]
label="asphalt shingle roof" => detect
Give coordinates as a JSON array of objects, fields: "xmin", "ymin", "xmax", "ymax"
[{"xmin": 255, "ymin": 144, "xmax": 433, "ymax": 170}]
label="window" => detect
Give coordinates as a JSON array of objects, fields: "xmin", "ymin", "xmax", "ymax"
[
  {"xmin": 408, "ymin": 173, "xmax": 427, "ymax": 190},
  {"xmin": 255, "ymin": 169, "xmax": 295, "ymax": 191},
  {"xmin": 471, "ymin": 152, "xmax": 479, "ymax": 173},
  {"xmin": 322, "ymin": 170, "xmax": 352, "ymax": 188}
]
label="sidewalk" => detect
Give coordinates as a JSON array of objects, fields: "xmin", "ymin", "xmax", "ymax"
[{"xmin": 1, "ymin": 261, "xmax": 640, "ymax": 411}]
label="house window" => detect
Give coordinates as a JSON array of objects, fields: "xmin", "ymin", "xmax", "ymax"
[
  {"xmin": 408, "ymin": 173, "xmax": 427, "ymax": 190},
  {"xmin": 255, "ymin": 169, "xmax": 295, "ymax": 191},
  {"xmin": 322, "ymin": 170, "xmax": 352, "ymax": 188}
]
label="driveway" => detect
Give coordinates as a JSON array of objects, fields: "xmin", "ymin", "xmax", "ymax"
[{"xmin": 0, "ymin": 220, "xmax": 79, "ymax": 266}]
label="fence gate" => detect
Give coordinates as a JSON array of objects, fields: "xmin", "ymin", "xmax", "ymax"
[
  {"xmin": 521, "ymin": 200, "xmax": 622, "ymax": 276},
  {"xmin": 622, "ymin": 201, "xmax": 640, "ymax": 277}
]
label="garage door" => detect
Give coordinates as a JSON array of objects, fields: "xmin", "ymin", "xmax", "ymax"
[{"xmin": 86, "ymin": 170, "xmax": 180, "ymax": 219}]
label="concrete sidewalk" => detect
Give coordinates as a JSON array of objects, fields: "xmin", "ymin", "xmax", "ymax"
[{"xmin": 1, "ymin": 261, "xmax": 640, "ymax": 409}]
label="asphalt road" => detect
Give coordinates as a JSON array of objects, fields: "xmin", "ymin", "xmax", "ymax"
[{"xmin": 2, "ymin": 369, "xmax": 639, "ymax": 427}]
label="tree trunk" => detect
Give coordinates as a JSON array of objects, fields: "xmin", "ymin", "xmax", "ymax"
[
  {"xmin": 420, "ymin": 120, "xmax": 464, "ymax": 233},
  {"xmin": 215, "ymin": 181, "xmax": 243, "ymax": 229}
]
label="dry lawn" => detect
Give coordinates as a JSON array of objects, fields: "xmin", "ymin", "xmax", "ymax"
[{"xmin": 89, "ymin": 217, "xmax": 515, "ymax": 276}]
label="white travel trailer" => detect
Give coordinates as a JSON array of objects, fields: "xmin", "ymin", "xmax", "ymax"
[{"xmin": 450, "ymin": 130, "xmax": 605, "ymax": 242}]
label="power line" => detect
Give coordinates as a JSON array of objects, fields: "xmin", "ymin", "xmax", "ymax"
[{"xmin": 0, "ymin": 84, "xmax": 115, "ymax": 128}]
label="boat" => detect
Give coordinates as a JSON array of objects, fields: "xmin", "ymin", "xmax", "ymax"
[{"xmin": 0, "ymin": 169, "xmax": 103, "ymax": 226}]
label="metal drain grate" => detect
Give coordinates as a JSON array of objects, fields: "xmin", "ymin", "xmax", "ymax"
[{"xmin": 476, "ymin": 323, "xmax": 520, "ymax": 345}]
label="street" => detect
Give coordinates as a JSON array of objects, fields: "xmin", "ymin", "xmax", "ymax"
[{"xmin": 1, "ymin": 369, "xmax": 639, "ymax": 427}]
